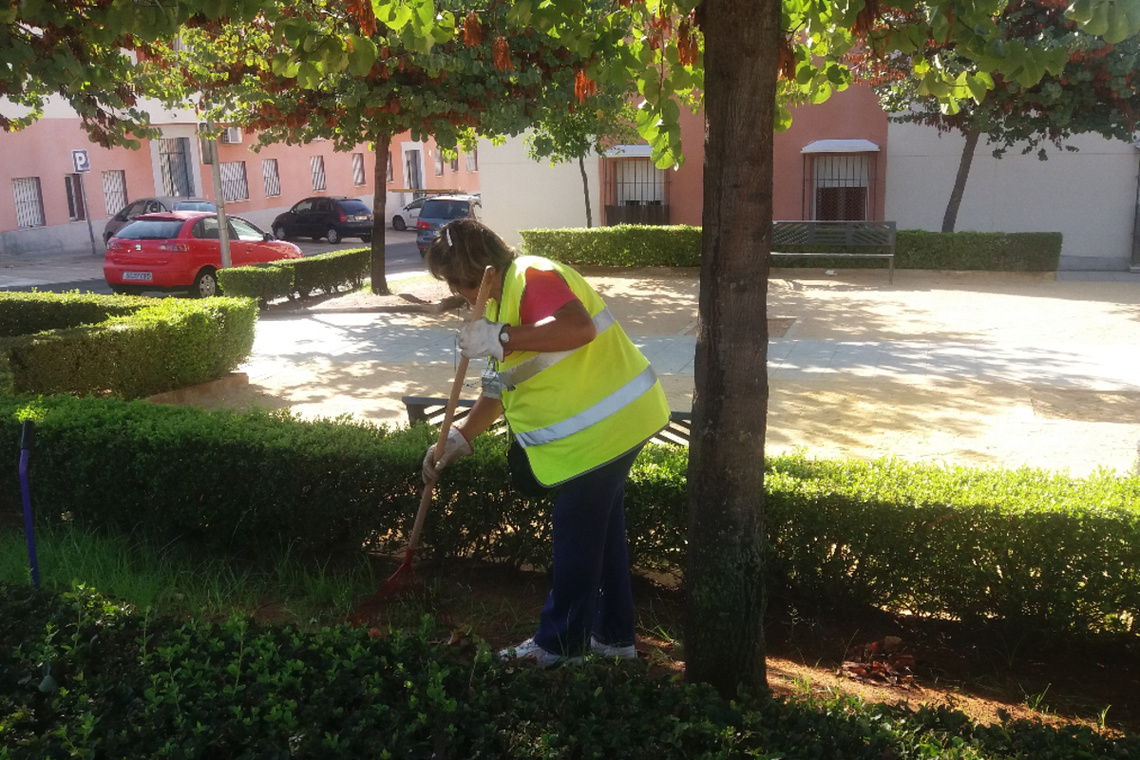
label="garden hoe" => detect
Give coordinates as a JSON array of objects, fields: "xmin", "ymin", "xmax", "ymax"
[{"xmin": 351, "ymin": 265, "xmax": 496, "ymax": 621}]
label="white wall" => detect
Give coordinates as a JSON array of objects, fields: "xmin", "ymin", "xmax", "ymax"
[
  {"xmin": 885, "ymin": 122, "xmax": 1140, "ymax": 270},
  {"xmin": 476, "ymin": 134, "xmax": 601, "ymax": 249}
]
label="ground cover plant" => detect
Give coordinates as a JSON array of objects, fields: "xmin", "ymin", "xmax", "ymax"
[{"xmin": 2, "ymin": 579, "xmax": 1139, "ymax": 759}]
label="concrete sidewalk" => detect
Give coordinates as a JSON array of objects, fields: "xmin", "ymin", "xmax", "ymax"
[{"xmin": 161, "ymin": 268, "xmax": 1140, "ymax": 478}]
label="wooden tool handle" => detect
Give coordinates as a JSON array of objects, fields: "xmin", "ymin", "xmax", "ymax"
[{"xmin": 407, "ymin": 265, "xmax": 497, "ymax": 555}]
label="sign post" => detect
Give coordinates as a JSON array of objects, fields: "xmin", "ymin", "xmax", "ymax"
[
  {"xmin": 71, "ymin": 150, "xmax": 98, "ymax": 256},
  {"xmin": 200, "ymin": 123, "xmax": 232, "ymax": 269}
]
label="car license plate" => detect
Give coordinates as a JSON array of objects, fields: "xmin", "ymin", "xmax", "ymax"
[
  {"xmin": 351, "ymin": 215, "xmax": 370, "ymax": 222},
  {"xmin": 122, "ymin": 271, "xmax": 153, "ymax": 281}
]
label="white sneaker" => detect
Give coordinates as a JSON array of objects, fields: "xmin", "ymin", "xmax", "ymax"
[
  {"xmin": 589, "ymin": 635, "xmax": 637, "ymax": 660},
  {"xmin": 497, "ymin": 638, "xmax": 584, "ymax": 667}
]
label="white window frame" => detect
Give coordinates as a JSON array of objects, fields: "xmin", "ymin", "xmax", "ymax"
[
  {"xmin": 219, "ymin": 161, "xmax": 250, "ymax": 202},
  {"xmin": 262, "ymin": 158, "xmax": 281, "ymax": 198},
  {"xmin": 352, "ymin": 153, "xmax": 366, "ymax": 186},
  {"xmin": 12, "ymin": 177, "xmax": 45, "ymax": 228},
  {"xmin": 101, "ymin": 170, "xmax": 127, "ymax": 216},
  {"xmin": 311, "ymin": 156, "xmax": 327, "ymax": 191}
]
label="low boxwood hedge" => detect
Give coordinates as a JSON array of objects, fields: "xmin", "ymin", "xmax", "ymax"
[
  {"xmin": 0, "ymin": 294, "xmax": 257, "ymax": 399},
  {"xmin": 519, "ymin": 226, "xmax": 1063, "ymax": 272},
  {"xmin": 3, "ymin": 582, "xmax": 1138, "ymax": 758},
  {"xmin": 2, "ymin": 394, "xmax": 1137, "ymax": 636},
  {"xmin": 216, "ymin": 262, "xmax": 295, "ymax": 304},
  {"xmin": 218, "ymin": 248, "xmax": 370, "ymax": 302}
]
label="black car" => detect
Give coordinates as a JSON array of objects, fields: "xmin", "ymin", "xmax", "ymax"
[{"xmin": 271, "ymin": 196, "xmax": 374, "ymax": 244}]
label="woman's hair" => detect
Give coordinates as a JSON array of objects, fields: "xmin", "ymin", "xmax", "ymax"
[{"xmin": 424, "ymin": 218, "xmax": 516, "ymax": 290}]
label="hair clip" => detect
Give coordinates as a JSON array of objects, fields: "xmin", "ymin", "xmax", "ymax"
[{"xmin": 445, "ymin": 227, "xmax": 453, "ymax": 248}]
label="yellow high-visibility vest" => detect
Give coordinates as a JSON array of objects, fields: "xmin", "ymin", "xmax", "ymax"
[{"xmin": 488, "ymin": 256, "xmax": 669, "ymax": 486}]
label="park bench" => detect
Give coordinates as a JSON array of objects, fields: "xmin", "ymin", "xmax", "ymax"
[
  {"xmin": 401, "ymin": 395, "xmax": 693, "ymax": 446},
  {"xmin": 770, "ymin": 220, "xmax": 897, "ymax": 283}
]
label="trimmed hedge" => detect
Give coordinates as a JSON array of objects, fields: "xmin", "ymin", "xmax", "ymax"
[
  {"xmin": 895, "ymin": 230, "xmax": 1061, "ymax": 271},
  {"xmin": 0, "ymin": 290, "xmax": 143, "ymax": 338},
  {"xmin": 520, "ymin": 225, "xmax": 702, "ymax": 267},
  {"xmin": 217, "ymin": 248, "xmax": 369, "ymax": 302},
  {"xmin": 291, "ymin": 248, "xmax": 369, "ymax": 297},
  {"xmin": 7, "ymin": 583, "xmax": 1138, "ymax": 758},
  {"xmin": 2, "ymin": 394, "xmax": 1137, "ymax": 636},
  {"xmin": 519, "ymin": 225, "xmax": 1063, "ymax": 272},
  {"xmin": 1, "ymin": 296, "xmax": 257, "ymax": 399},
  {"xmin": 216, "ymin": 262, "xmax": 294, "ymax": 304}
]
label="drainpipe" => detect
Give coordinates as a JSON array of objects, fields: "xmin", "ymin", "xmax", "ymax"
[{"xmin": 1132, "ymin": 141, "xmax": 1140, "ymax": 272}]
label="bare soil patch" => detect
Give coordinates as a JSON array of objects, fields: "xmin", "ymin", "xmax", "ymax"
[{"xmin": 351, "ymin": 557, "xmax": 1139, "ymax": 737}]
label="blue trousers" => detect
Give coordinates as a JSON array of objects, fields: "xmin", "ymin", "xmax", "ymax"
[{"xmin": 533, "ymin": 445, "xmax": 643, "ymax": 656}]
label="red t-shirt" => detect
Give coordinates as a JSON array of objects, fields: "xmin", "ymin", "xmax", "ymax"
[{"xmin": 518, "ymin": 268, "xmax": 578, "ymax": 324}]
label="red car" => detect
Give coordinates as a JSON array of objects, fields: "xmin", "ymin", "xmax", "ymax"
[{"xmin": 104, "ymin": 211, "xmax": 303, "ymax": 298}]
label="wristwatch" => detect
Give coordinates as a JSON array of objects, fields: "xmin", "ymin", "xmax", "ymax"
[{"xmin": 498, "ymin": 324, "xmax": 511, "ymax": 346}]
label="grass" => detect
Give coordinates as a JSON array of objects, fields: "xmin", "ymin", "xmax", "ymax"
[{"xmin": 0, "ymin": 523, "xmax": 378, "ymax": 627}]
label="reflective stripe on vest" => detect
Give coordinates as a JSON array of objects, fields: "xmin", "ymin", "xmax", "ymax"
[
  {"xmin": 496, "ymin": 307, "xmax": 617, "ymax": 390},
  {"xmin": 514, "ymin": 365, "xmax": 659, "ymax": 448}
]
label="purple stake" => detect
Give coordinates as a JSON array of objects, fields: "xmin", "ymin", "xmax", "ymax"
[{"xmin": 19, "ymin": 421, "xmax": 39, "ymax": 589}]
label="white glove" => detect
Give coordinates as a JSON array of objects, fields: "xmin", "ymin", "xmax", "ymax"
[
  {"xmin": 422, "ymin": 426, "xmax": 473, "ymax": 483},
  {"xmin": 458, "ymin": 318, "xmax": 506, "ymax": 361}
]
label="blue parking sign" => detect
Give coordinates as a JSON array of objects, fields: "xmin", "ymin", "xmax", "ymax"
[{"xmin": 71, "ymin": 149, "xmax": 91, "ymax": 173}]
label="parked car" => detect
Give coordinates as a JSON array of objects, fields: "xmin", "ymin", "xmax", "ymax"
[
  {"xmin": 391, "ymin": 196, "xmax": 429, "ymax": 231},
  {"xmin": 271, "ymin": 196, "xmax": 373, "ymax": 244},
  {"xmin": 104, "ymin": 211, "xmax": 302, "ymax": 298},
  {"xmin": 415, "ymin": 195, "xmax": 481, "ymax": 254},
  {"xmin": 102, "ymin": 196, "xmax": 216, "ymax": 243}
]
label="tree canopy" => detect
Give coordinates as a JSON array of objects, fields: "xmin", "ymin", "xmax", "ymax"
[
  {"xmin": 4, "ymin": 0, "xmax": 1138, "ymax": 699},
  {"xmin": 145, "ymin": 0, "xmax": 624, "ymax": 291},
  {"xmin": 864, "ymin": 0, "xmax": 1140, "ymax": 230}
]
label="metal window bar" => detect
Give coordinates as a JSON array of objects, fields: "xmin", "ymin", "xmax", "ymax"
[
  {"xmin": 386, "ymin": 151, "xmax": 394, "ymax": 182},
  {"xmin": 449, "ymin": 155, "xmax": 459, "ymax": 172},
  {"xmin": 434, "ymin": 151, "xmax": 444, "ymax": 176},
  {"xmin": 65, "ymin": 174, "xmax": 86, "ymax": 221},
  {"xmin": 219, "ymin": 161, "xmax": 249, "ymax": 202},
  {"xmin": 310, "ymin": 156, "xmax": 327, "ymax": 191},
  {"xmin": 603, "ymin": 157, "xmax": 670, "ymax": 226},
  {"xmin": 804, "ymin": 153, "xmax": 876, "ymax": 221},
  {"xmin": 12, "ymin": 177, "xmax": 45, "ymax": 228},
  {"xmin": 466, "ymin": 147, "xmax": 478, "ymax": 172},
  {"xmin": 159, "ymin": 137, "xmax": 192, "ymax": 197},
  {"xmin": 262, "ymin": 159, "xmax": 281, "ymax": 197},
  {"xmin": 102, "ymin": 170, "xmax": 127, "ymax": 216},
  {"xmin": 352, "ymin": 153, "xmax": 366, "ymax": 186}
]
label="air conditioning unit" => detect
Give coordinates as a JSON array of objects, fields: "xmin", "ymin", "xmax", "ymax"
[{"xmin": 220, "ymin": 127, "xmax": 243, "ymax": 145}]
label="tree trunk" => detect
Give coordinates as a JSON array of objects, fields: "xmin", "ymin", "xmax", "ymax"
[
  {"xmin": 578, "ymin": 154, "xmax": 593, "ymax": 228},
  {"xmin": 684, "ymin": 0, "xmax": 779, "ymax": 696},
  {"xmin": 942, "ymin": 128, "xmax": 980, "ymax": 234},
  {"xmin": 370, "ymin": 133, "xmax": 391, "ymax": 295}
]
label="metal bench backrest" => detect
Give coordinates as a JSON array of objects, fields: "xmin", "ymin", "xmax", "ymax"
[{"xmin": 771, "ymin": 220, "xmax": 896, "ymax": 249}]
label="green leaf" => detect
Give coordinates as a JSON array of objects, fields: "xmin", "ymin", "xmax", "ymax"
[{"xmin": 346, "ymin": 36, "xmax": 378, "ymax": 77}]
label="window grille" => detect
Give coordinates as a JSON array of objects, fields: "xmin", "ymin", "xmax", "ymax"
[
  {"xmin": 102, "ymin": 170, "xmax": 127, "ymax": 216},
  {"xmin": 219, "ymin": 161, "xmax": 249, "ymax": 202},
  {"xmin": 466, "ymin": 147, "xmax": 478, "ymax": 172},
  {"xmin": 65, "ymin": 174, "xmax": 86, "ymax": 221},
  {"xmin": 262, "ymin": 159, "xmax": 281, "ymax": 197},
  {"xmin": 386, "ymin": 151, "xmax": 394, "ymax": 182},
  {"xmin": 12, "ymin": 177, "xmax": 45, "ymax": 228},
  {"xmin": 311, "ymin": 156, "xmax": 327, "ymax": 191},
  {"xmin": 808, "ymin": 154, "xmax": 873, "ymax": 221},
  {"xmin": 434, "ymin": 151, "xmax": 444, "ymax": 176},
  {"xmin": 449, "ymin": 155, "xmax": 459, "ymax": 172},
  {"xmin": 602, "ymin": 157, "xmax": 669, "ymax": 225},
  {"xmin": 351, "ymin": 153, "xmax": 366, "ymax": 185},
  {"xmin": 158, "ymin": 137, "xmax": 193, "ymax": 197}
]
